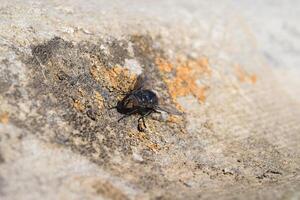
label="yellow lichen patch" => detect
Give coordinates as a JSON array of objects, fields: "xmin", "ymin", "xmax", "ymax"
[
  {"xmin": 156, "ymin": 57, "xmax": 211, "ymax": 106},
  {"xmin": 235, "ymin": 65, "xmax": 257, "ymax": 84},
  {"xmin": 90, "ymin": 64, "xmax": 137, "ymax": 92},
  {"xmin": 73, "ymin": 99, "xmax": 85, "ymax": 112},
  {"xmin": 0, "ymin": 112, "xmax": 9, "ymax": 124},
  {"xmin": 94, "ymin": 91, "xmax": 105, "ymax": 110}
]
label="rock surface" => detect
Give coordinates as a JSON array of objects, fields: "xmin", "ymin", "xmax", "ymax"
[{"xmin": 0, "ymin": 0, "xmax": 300, "ymax": 199}]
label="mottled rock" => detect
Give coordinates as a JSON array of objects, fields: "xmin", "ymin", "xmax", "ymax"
[{"xmin": 0, "ymin": 0, "xmax": 300, "ymax": 200}]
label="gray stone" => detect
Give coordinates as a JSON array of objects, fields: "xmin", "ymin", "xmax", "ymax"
[{"xmin": 0, "ymin": 0, "xmax": 299, "ymax": 199}]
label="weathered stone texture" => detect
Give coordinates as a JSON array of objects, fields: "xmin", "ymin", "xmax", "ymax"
[{"xmin": 0, "ymin": 1, "xmax": 299, "ymax": 199}]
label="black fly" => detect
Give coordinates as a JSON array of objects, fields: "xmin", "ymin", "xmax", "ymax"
[{"xmin": 111, "ymin": 75, "xmax": 181, "ymax": 131}]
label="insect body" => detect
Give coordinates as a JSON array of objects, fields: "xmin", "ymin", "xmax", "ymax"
[
  {"xmin": 116, "ymin": 89, "xmax": 160, "ymax": 131},
  {"xmin": 112, "ymin": 75, "xmax": 181, "ymax": 131}
]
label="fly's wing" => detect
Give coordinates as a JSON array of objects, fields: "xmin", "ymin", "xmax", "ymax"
[
  {"xmin": 132, "ymin": 74, "xmax": 149, "ymax": 92},
  {"xmin": 123, "ymin": 95, "xmax": 138, "ymax": 109},
  {"xmin": 155, "ymin": 105, "xmax": 184, "ymax": 116}
]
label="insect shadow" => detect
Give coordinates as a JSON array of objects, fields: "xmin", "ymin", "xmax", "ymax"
[{"xmin": 110, "ymin": 75, "xmax": 182, "ymax": 131}]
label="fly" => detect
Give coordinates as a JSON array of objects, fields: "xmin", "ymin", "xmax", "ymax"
[{"xmin": 111, "ymin": 75, "xmax": 181, "ymax": 131}]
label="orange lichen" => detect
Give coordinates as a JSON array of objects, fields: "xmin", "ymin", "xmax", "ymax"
[
  {"xmin": 146, "ymin": 143, "xmax": 160, "ymax": 153},
  {"xmin": 94, "ymin": 91, "xmax": 105, "ymax": 110},
  {"xmin": 90, "ymin": 64, "xmax": 137, "ymax": 92},
  {"xmin": 194, "ymin": 85, "xmax": 209, "ymax": 102},
  {"xmin": 250, "ymin": 74, "xmax": 257, "ymax": 84},
  {"xmin": 167, "ymin": 115, "xmax": 182, "ymax": 124},
  {"xmin": 73, "ymin": 99, "xmax": 85, "ymax": 112},
  {"xmin": 0, "ymin": 112, "xmax": 9, "ymax": 124},
  {"xmin": 156, "ymin": 58, "xmax": 173, "ymax": 73},
  {"xmin": 235, "ymin": 65, "xmax": 257, "ymax": 84},
  {"xmin": 156, "ymin": 57, "xmax": 211, "ymax": 106},
  {"xmin": 129, "ymin": 131, "xmax": 148, "ymax": 141}
]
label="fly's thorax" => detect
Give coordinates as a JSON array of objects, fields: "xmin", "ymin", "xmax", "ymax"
[{"xmin": 134, "ymin": 89, "xmax": 158, "ymax": 107}]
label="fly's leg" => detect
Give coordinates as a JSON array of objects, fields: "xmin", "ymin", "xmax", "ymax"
[
  {"xmin": 109, "ymin": 106, "xmax": 117, "ymax": 110},
  {"xmin": 117, "ymin": 115, "xmax": 130, "ymax": 122},
  {"xmin": 138, "ymin": 117, "xmax": 146, "ymax": 128},
  {"xmin": 152, "ymin": 109, "xmax": 161, "ymax": 114},
  {"xmin": 117, "ymin": 109, "xmax": 137, "ymax": 122},
  {"xmin": 138, "ymin": 111, "xmax": 153, "ymax": 129}
]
